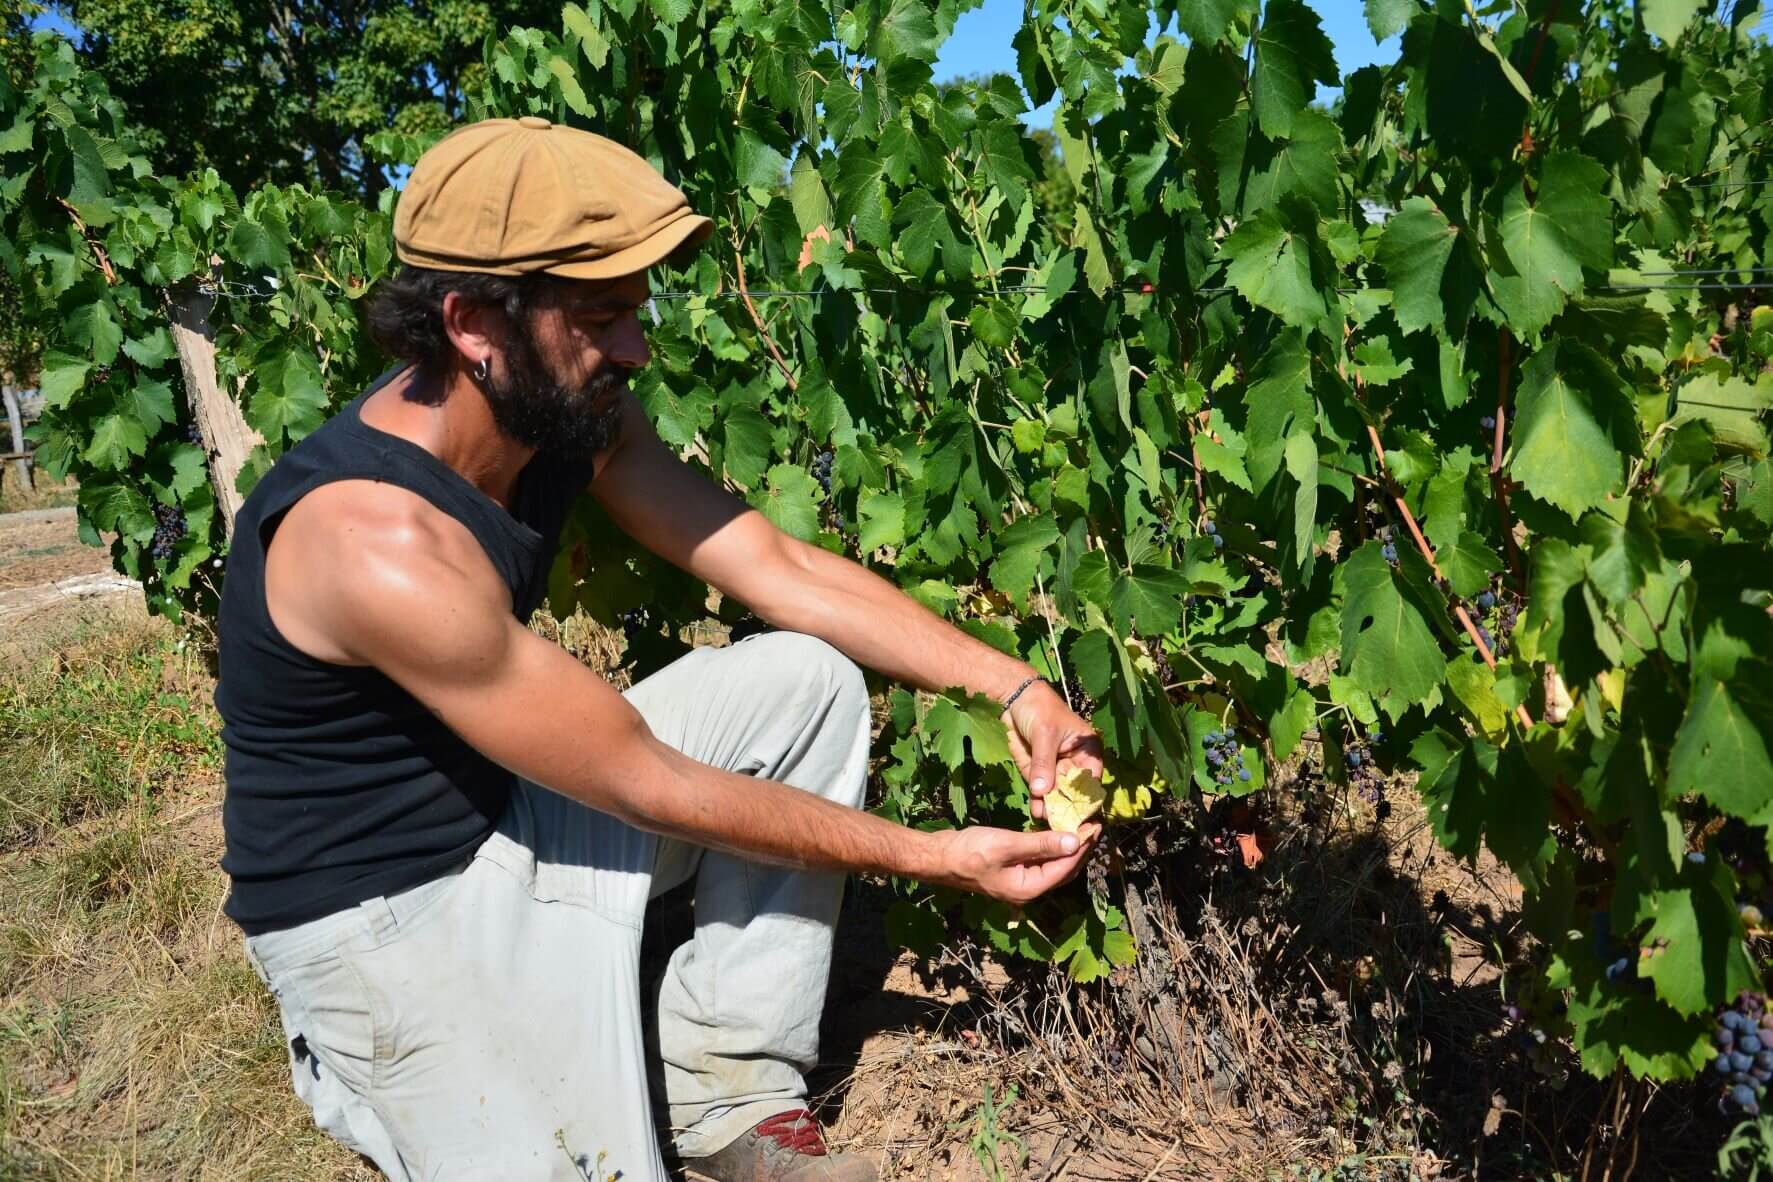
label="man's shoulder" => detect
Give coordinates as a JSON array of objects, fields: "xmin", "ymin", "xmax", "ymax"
[
  {"xmin": 279, "ymin": 479, "xmax": 487, "ymax": 583},
  {"xmin": 266, "ymin": 479, "xmax": 508, "ymax": 667}
]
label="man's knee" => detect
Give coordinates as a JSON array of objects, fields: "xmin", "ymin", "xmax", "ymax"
[
  {"xmin": 746, "ymin": 632, "xmax": 867, "ymax": 716},
  {"xmin": 742, "ymin": 632, "xmax": 870, "ymax": 797}
]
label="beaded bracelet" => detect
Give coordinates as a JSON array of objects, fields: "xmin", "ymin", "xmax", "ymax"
[{"xmin": 1000, "ymin": 675, "xmax": 1042, "ymax": 713}]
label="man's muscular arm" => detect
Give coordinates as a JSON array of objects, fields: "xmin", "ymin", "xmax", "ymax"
[
  {"xmin": 263, "ymin": 480, "xmax": 1087, "ymax": 905},
  {"xmin": 589, "ymin": 391, "xmax": 1105, "ymax": 816}
]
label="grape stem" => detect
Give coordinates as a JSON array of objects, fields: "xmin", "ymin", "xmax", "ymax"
[
  {"xmin": 1030, "ymin": 568, "xmax": 1071, "ymax": 707},
  {"xmin": 56, "ymin": 197, "xmax": 119, "ymax": 287},
  {"xmin": 1183, "ymin": 410, "xmax": 1208, "ymax": 528},
  {"xmin": 1491, "ymin": 330, "xmax": 1525, "ymax": 587},
  {"xmin": 729, "ymin": 229, "xmax": 799, "ymax": 393},
  {"xmin": 1359, "ymin": 418, "xmax": 1535, "ymax": 728}
]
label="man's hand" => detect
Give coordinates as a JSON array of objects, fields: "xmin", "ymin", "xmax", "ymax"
[
  {"xmin": 929, "ymin": 824, "xmax": 1101, "ymax": 906},
  {"xmin": 1002, "ymin": 681, "xmax": 1105, "ymax": 823}
]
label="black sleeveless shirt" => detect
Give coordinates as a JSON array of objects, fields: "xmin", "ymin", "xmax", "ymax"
[{"xmin": 215, "ymin": 369, "xmax": 593, "ymax": 935}]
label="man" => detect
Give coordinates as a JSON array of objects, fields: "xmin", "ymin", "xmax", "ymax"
[{"xmin": 216, "ymin": 116, "xmax": 1103, "ymax": 1182}]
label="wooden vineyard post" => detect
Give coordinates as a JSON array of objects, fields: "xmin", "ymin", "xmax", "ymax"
[
  {"xmin": 167, "ymin": 266, "xmax": 261, "ymax": 541},
  {"xmin": 2, "ymin": 380, "xmax": 31, "ymax": 493}
]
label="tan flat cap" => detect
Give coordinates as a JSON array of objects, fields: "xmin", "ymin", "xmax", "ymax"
[{"xmin": 394, "ymin": 116, "xmax": 713, "ymax": 280}]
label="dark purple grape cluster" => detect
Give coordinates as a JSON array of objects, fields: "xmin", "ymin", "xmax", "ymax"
[
  {"xmin": 184, "ymin": 422, "xmax": 204, "ymax": 446},
  {"xmin": 1204, "ymin": 726, "xmax": 1251, "ymax": 787},
  {"xmin": 1500, "ymin": 972, "xmax": 1568, "ymax": 1078},
  {"xmin": 811, "ymin": 450, "xmax": 842, "ymax": 531},
  {"xmin": 1200, "ymin": 796, "xmax": 1249, "ymax": 862},
  {"xmin": 1374, "ymin": 524, "xmax": 1399, "ymax": 565},
  {"xmin": 1474, "ymin": 623, "xmax": 1498, "ymax": 660},
  {"xmin": 1206, "ymin": 827, "xmax": 1237, "ymax": 859},
  {"xmin": 1497, "ymin": 601, "xmax": 1520, "ymax": 646},
  {"xmin": 1203, "ymin": 517, "xmax": 1223, "ymax": 550},
  {"xmin": 1152, "ymin": 517, "xmax": 1170, "ymax": 545},
  {"xmin": 1344, "ymin": 733, "xmax": 1385, "ymax": 799},
  {"xmin": 1480, "ymin": 414, "xmax": 1496, "ymax": 431},
  {"xmin": 150, "ymin": 503, "xmax": 187, "ymax": 561},
  {"xmin": 1063, "ymin": 678, "xmax": 1095, "ymax": 720},
  {"xmin": 1149, "ymin": 642, "xmax": 1175, "ymax": 690},
  {"xmin": 1602, "ymin": 952, "xmax": 1652, "ymax": 989},
  {"xmin": 1467, "ymin": 581, "xmax": 1519, "ymax": 661},
  {"xmin": 1714, "ymin": 993, "xmax": 1773, "ymax": 1117}
]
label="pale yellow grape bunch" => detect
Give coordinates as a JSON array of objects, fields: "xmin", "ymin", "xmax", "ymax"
[{"xmin": 1046, "ymin": 766, "xmax": 1106, "ymax": 834}]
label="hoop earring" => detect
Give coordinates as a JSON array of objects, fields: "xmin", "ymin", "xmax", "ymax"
[{"xmin": 471, "ymin": 357, "xmax": 491, "ymax": 383}]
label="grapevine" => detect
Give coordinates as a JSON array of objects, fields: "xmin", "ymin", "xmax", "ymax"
[{"xmin": 3, "ymin": 0, "xmax": 1772, "ymax": 1115}]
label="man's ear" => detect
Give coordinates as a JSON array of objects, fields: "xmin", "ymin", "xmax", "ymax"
[{"xmin": 441, "ymin": 290, "xmax": 500, "ymax": 371}]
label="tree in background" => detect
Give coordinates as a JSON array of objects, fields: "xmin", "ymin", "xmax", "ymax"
[
  {"xmin": 47, "ymin": 0, "xmax": 562, "ymax": 200},
  {"xmin": 2, "ymin": 1, "xmax": 41, "ymax": 387}
]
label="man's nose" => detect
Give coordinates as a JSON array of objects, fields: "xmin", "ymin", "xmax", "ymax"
[{"xmin": 606, "ymin": 313, "xmax": 650, "ymax": 370}]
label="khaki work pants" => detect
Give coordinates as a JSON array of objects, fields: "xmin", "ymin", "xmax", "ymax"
[{"xmin": 241, "ymin": 632, "xmax": 872, "ymax": 1181}]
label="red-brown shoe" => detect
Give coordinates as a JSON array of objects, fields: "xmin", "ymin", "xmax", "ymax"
[{"xmin": 680, "ymin": 1109, "xmax": 878, "ymax": 1181}]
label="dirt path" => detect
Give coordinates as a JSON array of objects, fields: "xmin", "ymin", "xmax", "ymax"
[
  {"xmin": 0, "ymin": 507, "xmax": 112, "ymax": 589},
  {"xmin": 0, "ymin": 507, "xmax": 139, "ymax": 647}
]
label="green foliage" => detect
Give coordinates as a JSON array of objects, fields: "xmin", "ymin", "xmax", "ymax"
[
  {"xmin": 57, "ymin": 0, "xmax": 566, "ymax": 199},
  {"xmin": 0, "ymin": 33, "xmax": 392, "ymax": 616},
  {"xmin": 8, "ymin": 0, "xmax": 1773, "ymax": 1089}
]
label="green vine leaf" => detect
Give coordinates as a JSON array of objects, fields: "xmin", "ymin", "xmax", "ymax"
[
  {"xmin": 1642, "ymin": 0, "xmax": 1706, "ymax": 44},
  {"xmin": 38, "ymin": 350, "xmax": 91, "ymax": 408},
  {"xmin": 1510, "ymin": 340, "xmax": 1638, "ymax": 520},
  {"xmin": 870, "ymin": 0, "xmax": 943, "ymax": 65},
  {"xmin": 1221, "ymin": 198, "xmax": 1333, "ymax": 330},
  {"xmin": 66, "ymin": 294, "xmax": 123, "ymax": 365},
  {"xmin": 82, "ymin": 411, "xmax": 148, "ymax": 468},
  {"xmin": 246, "ymin": 348, "xmax": 327, "ymax": 447},
  {"xmin": 748, "ymin": 463, "xmax": 823, "ymax": 541},
  {"xmin": 1251, "ymin": 0, "xmax": 1339, "ymax": 140},
  {"xmin": 1177, "ymin": 0, "xmax": 1256, "ymax": 45},
  {"xmin": 1634, "ymin": 858, "xmax": 1761, "ymax": 1015},
  {"xmin": 1493, "ymin": 153, "xmax": 1614, "ymax": 337},
  {"xmin": 1667, "ymin": 676, "xmax": 1773, "ymax": 824},
  {"xmin": 925, "ymin": 690, "xmax": 1013, "ymax": 771},
  {"xmin": 1339, "ymin": 541, "xmax": 1444, "ymax": 709}
]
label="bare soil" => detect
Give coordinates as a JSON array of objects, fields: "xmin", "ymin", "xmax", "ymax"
[
  {"xmin": 0, "ymin": 508, "xmax": 109, "ymax": 590},
  {"xmin": 0, "ymin": 508, "xmax": 138, "ymax": 654}
]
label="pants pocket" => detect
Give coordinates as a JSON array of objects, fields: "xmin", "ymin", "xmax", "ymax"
[
  {"xmin": 249, "ymin": 941, "xmax": 407, "ymax": 1174},
  {"xmin": 266, "ymin": 948, "xmax": 380, "ymax": 1100}
]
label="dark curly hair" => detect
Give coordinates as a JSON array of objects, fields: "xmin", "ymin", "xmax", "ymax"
[{"xmin": 364, "ymin": 265, "xmax": 565, "ymax": 404}]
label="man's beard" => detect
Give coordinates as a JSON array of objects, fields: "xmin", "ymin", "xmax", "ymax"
[{"xmin": 478, "ymin": 318, "xmax": 627, "ymax": 456}]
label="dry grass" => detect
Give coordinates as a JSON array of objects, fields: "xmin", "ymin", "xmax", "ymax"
[
  {"xmin": 0, "ymin": 610, "xmax": 219, "ymax": 853},
  {"xmin": 0, "ymin": 469, "xmax": 78, "ymax": 516},
  {"xmin": 529, "ymin": 601, "xmax": 631, "ymax": 686},
  {"xmin": 0, "ymin": 615, "xmax": 378, "ymax": 1179}
]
